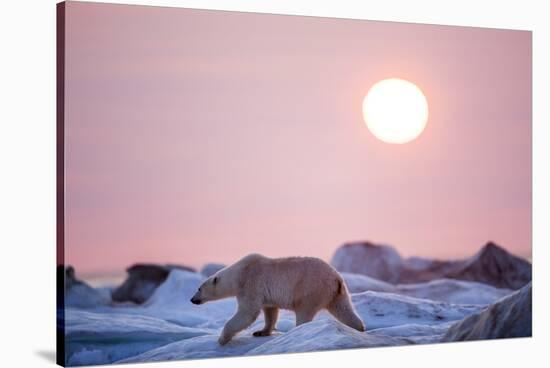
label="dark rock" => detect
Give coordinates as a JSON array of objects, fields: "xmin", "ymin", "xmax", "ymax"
[
  {"xmin": 64, "ymin": 265, "xmax": 81, "ymax": 290},
  {"xmin": 399, "ymin": 242, "xmax": 531, "ymax": 289},
  {"xmin": 398, "ymin": 259, "xmax": 463, "ymax": 284},
  {"xmin": 445, "ymin": 242, "xmax": 532, "ymax": 290},
  {"xmin": 442, "ymin": 282, "xmax": 532, "ymax": 341},
  {"xmin": 111, "ymin": 263, "xmax": 195, "ymax": 304}
]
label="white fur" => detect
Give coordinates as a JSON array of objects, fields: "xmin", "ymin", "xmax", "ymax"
[{"xmin": 191, "ymin": 254, "xmax": 365, "ymax": 345}]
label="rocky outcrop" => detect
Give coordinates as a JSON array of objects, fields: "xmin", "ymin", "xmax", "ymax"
[
  {"xmin": 442, "ymin": 283, "xmax": 532, "ymax": 341},
  {"xmin": 331, "ymin": 242, "xmax": 403, "ymax": 283},
  {"xmin": 331, "ymin": 241, "xmax": 531, "ymax": 290},
  {"xmin": 64, "ymin": 265, "xmax": 81, "ymax": 290},
  {"xmin": 111, "ymin": 264, "xmax": 195, "ymax": 304},
  {"xmin": 445, "ymin": 242, "xmax": 532, "ymax": 290},
  {"xmin": 397, "ymin": 258, "xmax": 462, "ymax": 284}
]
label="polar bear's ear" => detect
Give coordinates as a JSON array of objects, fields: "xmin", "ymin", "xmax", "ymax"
[{"xmin": 213, "ymin": 276, "xmax": 218, "ymax": 285}]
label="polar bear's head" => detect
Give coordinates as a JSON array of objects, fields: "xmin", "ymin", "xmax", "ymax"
[{"xmin": 190, "ymin": 273, "xmax": 228, "ymax": 304}]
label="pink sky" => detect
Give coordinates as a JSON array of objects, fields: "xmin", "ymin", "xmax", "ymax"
[{"xmin": 64, "ymin": 2, "xmax": 531, "ymax": 275}]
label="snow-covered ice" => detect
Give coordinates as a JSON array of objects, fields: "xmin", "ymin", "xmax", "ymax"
[
  {"xmin": 118, "ymin": 333, "xmax": 280, "ymax": 363},
  {"xmin": 341, "ymin": 272, "xmax": 395, "ymax": 293},
  {"xmin": 65, "ymin": 309, "xmax": 213, "ymax": 366},
  {"xmin": 369, "ymin": 322, "xmax": 455, "ymax": 344},
  {"xmin": 63, "ymin": 257, "xmax": 529, "ymax": 366},
  {"xmin": 118, "ymin": 319, "xmax": 412, "ymax": 364},
  {"xmin": 442, "ymin": 282, "xmax": 532, "ymax": 341},
  {"xmin": 352, "ymin": 291, "xmax": 484, "ymax": 330},
  {"xmin": 246, "ymin": 319, "xmax": 411, "ymax": 355},
  {"xmin": 342, "ymin": 274, "xmax": 512, "ymax": 305},
  {"xmin": 65, "ymin": 282, "xmax": 110, "ymax": 309},
  {"xmin": 201, "ymin": 263, "xmax": 226, "ymax": 277}
]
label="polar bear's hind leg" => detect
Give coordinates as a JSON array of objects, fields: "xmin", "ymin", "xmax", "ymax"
[{"xmin": 253, "ymin": 306, "xmax": 279, "ymax": 337}]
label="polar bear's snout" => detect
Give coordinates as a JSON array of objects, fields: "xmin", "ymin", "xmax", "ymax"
[{"xmin": 190, "ymin": 291, "xmax": 202, "ymax": 305}]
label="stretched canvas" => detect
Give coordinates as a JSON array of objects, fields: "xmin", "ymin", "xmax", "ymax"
[{"xmin": 56, "ymin": 1, "xmax": 532, "ymax": 366}]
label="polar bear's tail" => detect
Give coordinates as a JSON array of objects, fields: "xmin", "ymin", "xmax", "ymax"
[
  {"xmin": 328, "ymin": 280, "xmax": 366, "ymax": 332},
  {"xmin": 337, "ymin": 279, "xmax": 344, "ymax": 295}
]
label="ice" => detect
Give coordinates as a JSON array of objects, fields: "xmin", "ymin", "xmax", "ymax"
[
  {"xmin": 369, "ymin": 322, "xmax": 455, "ymax": 344},
  {"xmin": 67, "ymin": 349, "xmax": 106, "ymax": 366},
  {"xmin": 118, "ymin": 333, "xmax": 280, "ymax": 363},
  {"xmin": 442, "ymin": 282, "xmax": 532, "ymax": 341},
  {"xmin": 63, "ymin": 253, "xmax": 529, "ymax": 366},
  {"xmin": 65, "ymin": 282, "xmax": 110, "ymax": 309},
  {"xmin": 118, "ymin": 319, "xmax": 411, "ymax": 363},
  {"xmin": 66, "ymin": 309, "xmax": 212, "ymax": 337},
  {"xmin": 73, "ymin": 270, "xmax": 237, "ymax": 330},
  {"xmin": 64, "ymin": 270, "xmax": 217, "ymax": 363},
  {"xmin": 393, "ymin": 279, "xmax": 511, "ymax": 305},
  {"xmin": 247, "ymin": 319, "xmax": 411, "ymax": 356},
  {"xmin": 352, "ymin": 291, "xmax": 484, "ymax": 330},
  {"xmin": 64, "ymin": 272, "xmax": 486, "ymax": 366},
  {"xmin": 65, "ymin": 309, "xmax": 212, "ymax": 365},
  {"xmin": 341, "ymin": 272, "xmax": 395, "ymax": 293},
  {"xmin": 140, "ymin": 270, "xmax": 237, "ymax": 329},
  {"xmin": 201, "ymin": 263, "xmax": 226, "ymax": 277},
  {"xmin": 343, "ymin": 274, "xmax": 512, "ymax": 305}
]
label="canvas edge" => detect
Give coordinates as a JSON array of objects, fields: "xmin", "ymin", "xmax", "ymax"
[{"xmin": 56, "ymin": 2, "xmax": 66, "ymax": 367}]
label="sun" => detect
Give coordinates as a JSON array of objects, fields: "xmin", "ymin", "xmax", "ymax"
[{"xmin": 362, "ymin": 78, "xmax": 429, "ymax": 144}]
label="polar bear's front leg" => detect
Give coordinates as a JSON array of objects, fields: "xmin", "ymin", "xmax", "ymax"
[{"xmin": 219, "ymin": 305, "xmax": 261, "ymax": 345}]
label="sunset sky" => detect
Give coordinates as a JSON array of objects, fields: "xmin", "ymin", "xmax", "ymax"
[{"xmin": 64, "ymin": 2, "xmax": 531, "ymax": 275}]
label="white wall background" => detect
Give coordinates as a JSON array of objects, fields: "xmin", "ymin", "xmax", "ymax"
[{"xmin": 0, "ymin": 1, "xmax": 548, "ymax": 367}]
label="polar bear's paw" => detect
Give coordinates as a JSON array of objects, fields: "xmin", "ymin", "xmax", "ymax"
[
  {"xmin": 218, "ymin": 335, "xmax": 231, "ymax": 345},
  {"xmin": 252, "ymin": 330, "xmax": 271, "ymax": 337}
]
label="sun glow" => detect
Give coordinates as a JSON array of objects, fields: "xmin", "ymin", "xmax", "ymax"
[{"xmin": 362, "ymin": 78, "xmax": 429, "ymax": 144}]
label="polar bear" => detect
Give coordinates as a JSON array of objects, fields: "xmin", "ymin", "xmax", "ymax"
[{"xmin": 190, "ymin": 253, "xmax": 365, "ymax": 345}]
